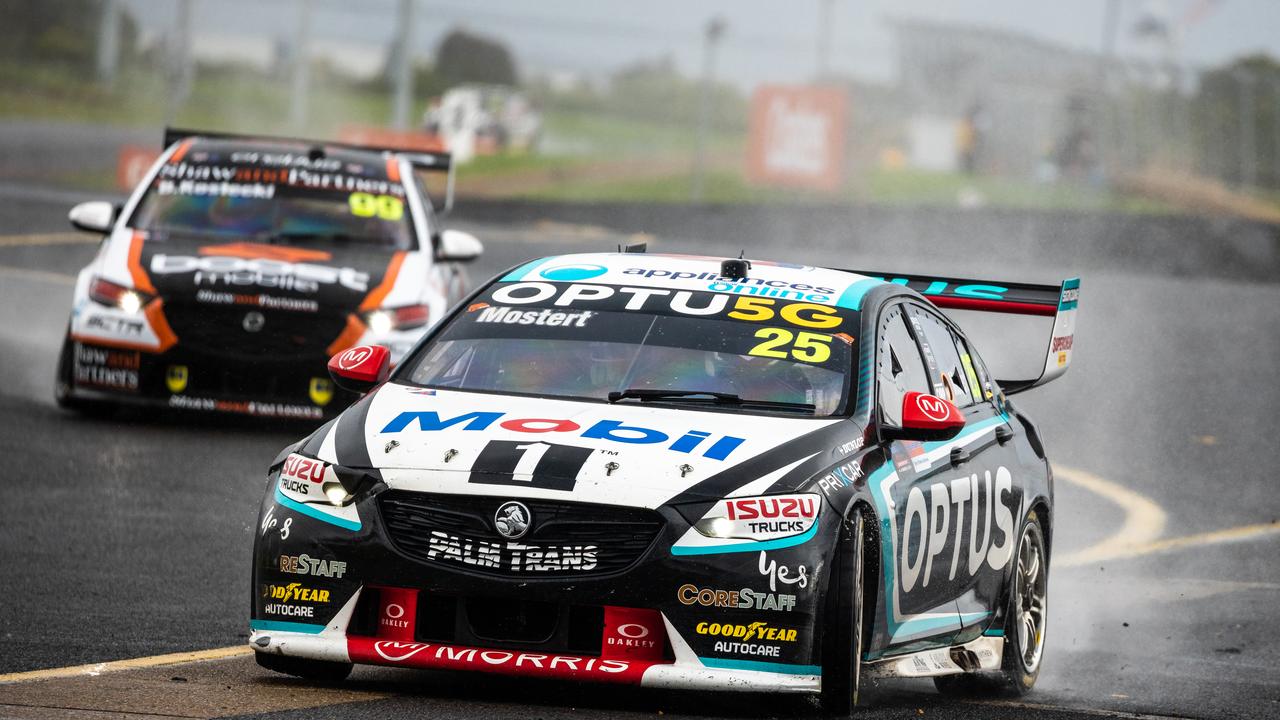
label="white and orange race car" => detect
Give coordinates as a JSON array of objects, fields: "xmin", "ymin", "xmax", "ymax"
[{"xmin": 55, "ymin": 128, "xmax": 484, "ymax": 420}]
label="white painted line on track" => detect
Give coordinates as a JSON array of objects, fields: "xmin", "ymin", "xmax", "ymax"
[
  {"xmin": 0, "ymin": 646, "xmax": 251, "ymax": 685},
  {"xmin": 0, "ymin": 233, "xmax": 97, "ymax": 247},
  {"xmin": 1056, "ymin": 465, "xmax": 1167, "ymax": 567},
  {"xmin": 0, "ymin": 264, "xmax": 74, "ymax": 286},
  {"xmin": 1056, "ymin": 465, "xmax": 1279, "ymax": 567}
]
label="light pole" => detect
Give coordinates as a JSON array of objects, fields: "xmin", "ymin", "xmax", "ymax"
[
  {"xmin": 692, "ymin": 16, "xmax": 726, "ymax": 203},
  {"xmin": 816, "ymin": 0, "xmax": 833, "ymax": 79},
  {"xmin": 96, "ymin": 0, "xmax": 120, "ymax": 87},
  {"xmin": 391, "ymin": 0, "xmax": 416, "ymax": 131},
  {"xmin": 289, "ymin": 0, "xmax": 312, "ymax": 133},
  {"xmin": 1234, "ymin": 67, "xmax": 1257, "ymax": 189}
]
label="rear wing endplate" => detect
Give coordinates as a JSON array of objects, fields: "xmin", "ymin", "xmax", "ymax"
[
  {"xmin": 852, "ymin": 270, "xmax": 1080, "ymax": 395},
  {"xmin": 162, "ymin": 127, "xmax": 456, "ymax": 214}
]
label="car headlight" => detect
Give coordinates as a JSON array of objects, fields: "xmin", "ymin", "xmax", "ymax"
[
  {"xmin": 89, "ymin": 277, "xmax": 153, "ymax": 314},
  {"xmin": 363, "ymin": 304, "xmax": 430, "ymax": 335},
  {"xmin": 678, "ymin": 493, "xmax": 821, "ymax": 542}
]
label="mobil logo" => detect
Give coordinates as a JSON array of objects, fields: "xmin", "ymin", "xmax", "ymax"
[
  {"xmin": 380, "ymin": 410, "xmax": 747, "ymax": 461},
  {"xmin": 539, "ymin": 263, "xmax": 608, "ymax": 281}
]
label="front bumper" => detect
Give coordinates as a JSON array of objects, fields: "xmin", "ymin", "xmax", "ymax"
[{"xmin": 249, "ymin": 476, "xmax": 838, "ymax": 693}]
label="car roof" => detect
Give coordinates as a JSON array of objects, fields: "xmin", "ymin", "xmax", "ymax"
[
  {"xmin": 176, "ymin": 138, "xmax": 403, "ymax": 182},
  {"xmin": 501, "ymin": 252, "xmax": 890, "ymax": 312}
]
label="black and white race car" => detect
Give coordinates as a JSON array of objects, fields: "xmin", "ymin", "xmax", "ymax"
[
  {"xmin": 249, "ymin": 252, "xmax": 1078, "ymax": 711},
  {"xmin": 56, "ymin": 128, "xmax": 483, "ymax": 420}
]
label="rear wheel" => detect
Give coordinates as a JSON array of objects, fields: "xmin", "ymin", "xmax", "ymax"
[
  {"xmin": 53, "ymin": 333, "xmax": 116, "ymax": 417},
  {"xmin": 255, "ymin": 651, "xmax": 353, "ymax": 683},
  {"xmin": 820, "ymin": 507, "xmax": 867, "ymax": 716},
  {"xmin": 934, "ymin": 510, "xmax": 1048, "ymax": 697}
]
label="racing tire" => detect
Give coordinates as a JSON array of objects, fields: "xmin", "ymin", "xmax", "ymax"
[
  {"xmin": 820, "ymin": 507, "xmax": 867, "ymax": 716},
  {"xmin": 53, "ymin": 333, "xmax": 116, "ymax": 417},
  {"xmin": 254, "ymin": 651, "xmax": 353, "ymax": 683},
  {"xmin": 934, "ymin": 509, "xmax": 1048, "ymax": 697}
]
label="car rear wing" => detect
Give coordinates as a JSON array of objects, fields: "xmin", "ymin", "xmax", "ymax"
[
  {"xmin": 851, "ymin": 270, "xmax": 1080, "ymax": 395},
  {"xmin": 162, "ymin": 127, "xmax": 456, "ymax": 214}
]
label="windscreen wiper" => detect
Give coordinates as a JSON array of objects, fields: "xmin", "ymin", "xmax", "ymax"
[
  {"xmin": 265, "ymin": 231, "xmax": 365, "ymax": 245},
  {"xmin": 608, "ymin": 388, "xmax": 741, "ymax": 404},
  {"xmin": 606, "ymin": 388, "xmax": 815, "ymax": 413}
]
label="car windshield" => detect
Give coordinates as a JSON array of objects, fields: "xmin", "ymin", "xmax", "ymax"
[
  {"xmin": 402, "ymin": 283, "xmax": 858, "ymax": 416},
  {"xmin": 128, "ymin": 150, "xmax": 415, "ymax": 250}
]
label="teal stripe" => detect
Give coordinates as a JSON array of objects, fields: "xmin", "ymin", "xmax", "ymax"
[
  {"xmin": 250, "ymin": 619, "xmax": 325, "ymax": 634},
  {"xmin": 501, "ymin": 256, "xmax": 558, "ymax": 282},
  {"xmin": 670, "ymin": 521, "xmax": 819, "ymax": 556},
  {"xmin": 863, "ymin": 414, "xmax": 1009, "ymax": 658},
  {"xmin": 983, "ymin": 628, "xmax": 1005, "ymax": 637},
  {"xmin": 699, "ymin": 657, "xmax": 821, "ymax": 676},
  {"xmin": 274, "ymin": 487, "xmax": 362, "ymax": 532},
  {"xmin": 1058, "ymin": 277, "xmax": 1080, "ymax": 310},
  {"xmin": 834, "ymin": 278, "xmax": 882, "ymax": 310}
]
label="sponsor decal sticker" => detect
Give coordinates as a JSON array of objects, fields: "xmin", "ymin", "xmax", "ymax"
[
  {"xmin": 474, "ymin": 306, "xmax": 594, "ymax": 327},
  {"xmin": 757, "ymin": 551, "xmax": 808, "ymax": 593},
  {"xmin": 539, "ymin": 263, "xmax": 608, "ymax": 281},
  {"xmin": 309, "ymin": 377, "xmax": 334, "ymax": 406},
  {"xmin": 695, "ymin": 620, "xmax": 799, "ymax": 658},
  {"xmin": 677, "ymin": 583, "xmax": 797, "ymax": 612},
  {"xmin": 278, "ymin": 554, "xmax": 348, "ymax": 579},
  {"xmin": 165, "ymin": 365, "xmax": 188, "ymax": 393},
  {"xmin": 381, "ymin": 410, "xmax": 746, "ymax": 461},
  {"xmin": 73, "ymin": 345, "xmax": 139, "ymax": 391},
  {"xmin": 424, "ymin": 530, "xmax": 597, "ymax": 573}
]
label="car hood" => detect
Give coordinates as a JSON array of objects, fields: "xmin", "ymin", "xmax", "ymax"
[
  {"xmin": 314, "ymin": 383, "xmax": 857, "ymax": 509},
  {"xmin": 136, "ymin": 233, "xmax": 405, "ymax": 312}
]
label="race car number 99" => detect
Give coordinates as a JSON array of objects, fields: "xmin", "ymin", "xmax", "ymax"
[{"xmin": 348, "ymin": 192, "xmax": 404, "ymax": 221}]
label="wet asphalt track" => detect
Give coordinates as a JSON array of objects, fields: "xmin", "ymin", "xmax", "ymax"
[{"xmin": 0, "ymin": 186, "xmax": 1278, "ymax": 720}]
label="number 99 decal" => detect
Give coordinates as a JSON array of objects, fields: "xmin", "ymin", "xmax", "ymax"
[
  {"xmin": 749, "ymin": 328, "xmax": 832, "ymax": 363},
  {"xmin": 349, "ymin": 192, "xmax": 405, "ymax": 221}
]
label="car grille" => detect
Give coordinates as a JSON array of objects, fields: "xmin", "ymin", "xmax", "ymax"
[
  {"xmin": 378, "ymin": 491, "xmax": 665, "ymax": 578},
  {"xmin": 163, "ymin": 302, "xmax": 350, "ymax": 360}
]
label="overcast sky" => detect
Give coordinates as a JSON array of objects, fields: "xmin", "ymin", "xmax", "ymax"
[{"xmin": 120, "ymin": 0, "xmax": 1280, "ymax": 85}]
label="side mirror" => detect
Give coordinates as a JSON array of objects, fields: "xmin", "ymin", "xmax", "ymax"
[
  {"xmin": 885, "ymin": 391, "xmax": 965, "ymax": 442},
  {"xmin": 68, "ymin": 201, "xmax": 117, "ymax": 234},
  {"xmin": 327, "ymin": 345, "xmax": 391, "ymax": 394},
  {"xmin": 435, "ymin": 229, "xmax": 483, "ymax": 263}
]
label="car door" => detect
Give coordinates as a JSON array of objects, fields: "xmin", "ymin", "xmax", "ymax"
[
  {"xmin": 870, "ymin": 302, "xmax": 965, "ymax": 655},
  {"xmin": 904, "ymin": 304, "xmax": 1021, "ymax": 634}
]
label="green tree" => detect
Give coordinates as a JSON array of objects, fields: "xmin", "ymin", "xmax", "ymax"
[{"xmin": 434, "ymin": 29, "xmax": 518, "ymax": 87}]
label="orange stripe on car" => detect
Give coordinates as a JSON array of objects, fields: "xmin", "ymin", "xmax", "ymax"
[
  {"xmin": 199, "ymin": 242, "xmax": 333, "ymax": 263},
  {"xmin": 71, "ymin": 300, "xmax": 178, "ymax": 354},
  {"xmin": 168, "ymin": 139, "xmax": 193, "ymax": 164},
  {"xmin": 327, "ymin": 314, "xmax": 367, "ymax": 356},
  {"xmin": 127, "ymin": 230, "xmax": 156, "ymax": 294},
  {"xmin": 359, "ymin": 251, "xmax": 406, "ymax": 312},
  {"xmin": 385, "ymin": 156, "xmax": 401, "ymax": 183},
  {"xmin": 146, "ymin": 300, "xmax": 179, "ymax": 352}
]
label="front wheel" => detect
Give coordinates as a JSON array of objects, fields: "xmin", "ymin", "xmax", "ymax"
[
  {"xmin": 935, "ymin": 509, "xmax": 1048, "ymax": 697},
  {"xmin": 255, "ymin": 651, "xmax": 353, "ymax": 683},
  {"xmin": 820, "ymin": 507, "xmax": 867, "ymax": 715}
]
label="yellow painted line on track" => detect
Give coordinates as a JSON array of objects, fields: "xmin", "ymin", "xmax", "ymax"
[
  {"xmin": 0, "ymin": 265, "xmax": 75, "ymax": 285},
  {"xmin": 1055, "ymin": 465, "xmax": 1167, "ymax": 567},
  {"xmin": 0, "ymin": 233, "xmax": 97, "ymax": 247},
  {"xmin": 0, "ymin": 646, "xmax": 251, "ymax": 685},
  {"xmin": 1056, "ymin": 464, "xmax": 1279, "ymax": 567}
]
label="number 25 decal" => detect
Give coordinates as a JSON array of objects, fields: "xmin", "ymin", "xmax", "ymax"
[{"xmin": 750, "ymin": 327, "xmax": 832, "ymax": 363}]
